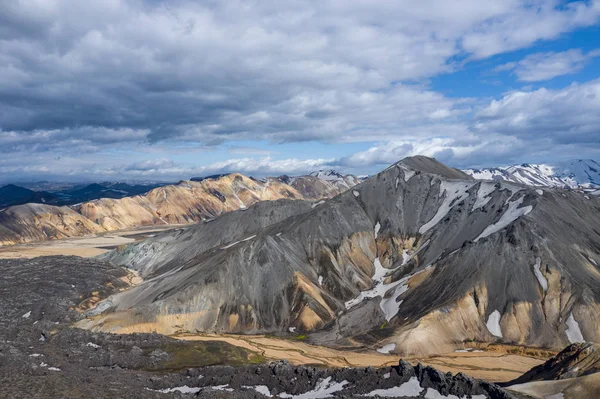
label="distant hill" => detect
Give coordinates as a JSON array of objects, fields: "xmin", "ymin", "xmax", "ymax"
[
  {"xmin": 0, "ymin": 182, "xmax": 170, "ymax": 208},
  {"xmin": 0, "ymin": 184, "xmax": 57, "ymax": 208}
]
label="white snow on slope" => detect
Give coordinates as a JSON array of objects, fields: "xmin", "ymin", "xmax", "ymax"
[
  {"xmin": 475, "ymin": 195, "xmax": 532, "ymax": 242},
  {"xmin": 533, "ymin": 258, "xmax": 548, "ymax": 292},
  {"xmin": 565, "ymin": 312, "xmax": 585, "ymax": 343},
  {"xmin": 212, "ymin": 385, "xmax": 234, "ymax": 392},
  {"xmin": 463, "ymin": 168, "xmax": 507, "ymax": 181},
  {"xmin": 279, "ymin": 377, "xmax": 348, "ymax": 398},
  {"xmin": 364, "ymin": 377, "xmax": 422, "ymax": 397},
  {"xmin": 221, "ymin": 235, "xmax": 256, "ymax": 249},
  {"xmin": 536, "ymin": 189, "xmax": 544, "ymax": 195},
  {"xmin": 420, "ymin": 181, "xmax": 476, "ymax": 234},
  {"xmin": 486, "ymin": 310, "xmax": 503, "ymax": 338},
  {"xmin": 399, "ymin": 165, "xmax": 416, "ymax": 182},
  {"xmin": 353, "ymin": 190, "xmax": 360, "ymax": 197},
  {"xmin": 374, "ymin": 222, "xmax": 381, "ymax": 239},
  {"xmin": 243, "ymin": 385, "xmax": 273, "ymax": 397},
  {"xmin": 376, "ymin": 343, "xmax": 396, "ymax": 354},
  {"xmin": 150, "ymin": 385, "xmax": 202, "ymax": 394},
  {"xmin": 345, "ymin": 247, "xmax": 430, "ymax": 322},
  {"xmin": 22, "ymin": 311, "xmax": 31, "ymax": 319},
  {"xmin": 232, "ymin": 188, "xmax": 246, "ymax": 209},
  {"xmin": 472, "ymin": 182, "xmax": 496, "ymax": 212},
  {"xmin": 465, "ymin": 160, "xmax": 600, "ymax": 189},
  {"xmin": 312, "ymin": 200, "xmax": 325, "ymax": 208}
]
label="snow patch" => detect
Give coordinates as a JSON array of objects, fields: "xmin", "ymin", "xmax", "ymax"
[
  {"xmin": 536, "ymin": 189, "xmax": 544, "ymax": 195},
  {"xmin": 86, "ymin": 342, "xmax": 101, "ymax": 349},
  {"xmin": 474, "ymin": 195, "xmax": 532, "ymax": 242},
  {"xmin": 232, "ymin": 188, "xmax": 246, "ymax": 209},
  {"xmin": 279, "ymin": 377, "xmax": 348, "ymax": 398},
  {"xmin": 151, "ymin": 385, "xmax": 202, "ymax": 394},
  {"xmin": 243, "ymin": 385, "xmax": 273, "ymax": 397},
  {"xmin": 376, "ymin": 343, "xmax": 396, "ymax": 354},
  {"xmin": 382, "ymin": 372, "xmax": 391, "ymax": 379},
  {"xmin": 318, "ymin": 276, "xmax": 323, "ymax": 286},
  {"xmin": 311, "ymin": 200, "xmax": 325, "ymax": 208},
  {"xmin": 374, "ymin": 222, "xmax": 381, "ymax": 239},
  {"xmin": 211, "ymin": 385, "xmax": 234, "ymax": 392},
  {"xmin": 486, "ymin": 310, "xmax": 503, "ymax": 338},
  {"xmin": 345, "ymin": 250, "xmax": 427, "ymax": 322},
  {"xmin": 565, "ymin": 312, "xmax": 585, "ymax": 343},
  {"xmin": 419, "ymin": 181, "xmax": 476, "ymax": 234},
  {"xmin": 221, "ymin": 235, "xmax": 256, "ymax": 249},
  {"xmin": 22, "ymin": 311, "xmax": 31, "ymax": 319},
  {"xmin": 533, "ymin": 258, "xmax": 548, "ymax": 292},
  {"xmin": 471, "ymin": 182, "xmax": 496, "ymax": 212},
  {"xmin": 47, "ymin": 367, "xmax": 61, "ymax": 371},
  {"xmin": 289, "ymin": 327, "xmax": 296, "ymax": 333},
  {"xmin": 29, "ymin": 353, "xmax": 43, "ymax": 357},
  {"xmin": 399, "ymin": 165, "xmax": 416, "ymax": 182},
  {"xmin": 363, "ymin": 377, "xmax": 422, "ymax": 397},
  {"xmin": 353, "ymin": 190, "xmax": 360, "ymax": 197}
]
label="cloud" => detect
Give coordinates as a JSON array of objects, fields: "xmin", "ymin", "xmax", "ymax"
[
  {"xmin": 495, "ymin": 48, "xmax": 600, "ymax": 81},
  {"xmin": 0, "ymin": 1, "xmax": 599, "ymax": 180},
  {"xmin": 1, "ymin": 0, "xmax": 599, "ymax": 153},
  {"xmin": 474, "ymin": 78, "xmax": 600, "ymax": 144}
]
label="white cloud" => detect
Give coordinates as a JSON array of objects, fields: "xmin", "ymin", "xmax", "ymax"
[
  {"xmin": 474, "ymin": 78, "xmax": 600, "ymax": 144},
  {"xmin": 495, "ymin": 48, "xmax": 600, "ymax": 81}
]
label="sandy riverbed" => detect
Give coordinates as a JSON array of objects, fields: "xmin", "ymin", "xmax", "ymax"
[{"xmin": 0, "ymin": 224, "xmax": 189, "ymax": 259}]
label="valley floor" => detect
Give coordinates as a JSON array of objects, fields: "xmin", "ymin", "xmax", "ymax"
[
  {"xmin": 0, "ymin": 224, "xmax": 189, "ymax": 259},
  {"xmin": 176, "ymin": 334, "xmax": 547, "ymax": 382}
]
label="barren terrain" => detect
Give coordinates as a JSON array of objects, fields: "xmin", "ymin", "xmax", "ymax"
[
  {"xmin": 177, "ymin": 334, "xmax": 547, "ymax": 382},
  {"xmin": 0, "ymin": 224, "xmax": 188, "ymax": 259}
]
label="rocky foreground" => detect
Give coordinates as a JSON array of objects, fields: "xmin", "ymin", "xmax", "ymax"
[{"xmin": 0, "ymin": 256, "xmax": 515, "ymax": 398}]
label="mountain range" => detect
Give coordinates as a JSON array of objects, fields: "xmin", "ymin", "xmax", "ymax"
[
  {"xmin": 464, "ymin": 159, "xmax": 600, "ymax": 193},
  {"xmin": 0, "ymin": 171, "xmax": 359, "ymax": 246},
  {"xmin": 79, "ymin": 156, "xmax": 600, "ymax": 359}
]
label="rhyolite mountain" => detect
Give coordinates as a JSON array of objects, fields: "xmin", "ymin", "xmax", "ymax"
[
  {"xmin": 0, "ymin": 172, "xmax": 359, "ymax": 245},
  {"xmin": 83, "ymin": 156, "xmax": 600, "ymax": 357}
]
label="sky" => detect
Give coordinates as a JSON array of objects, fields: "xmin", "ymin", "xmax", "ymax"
[{"xmin": 1, "ymin": 0, "xmax": 600, "ymax": 182}]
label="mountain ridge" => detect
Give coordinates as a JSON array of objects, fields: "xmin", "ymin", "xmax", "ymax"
[
  {"xmin": 464, "ymin": 159, "xmax": 600, "ymax": 192},
  {"xmin": 0, "ymin": 171, "xmax": 359, "ymax": 246},
  {"xmin": 84, "ymin": 156, "xmax": 600, "ymax": 358}
]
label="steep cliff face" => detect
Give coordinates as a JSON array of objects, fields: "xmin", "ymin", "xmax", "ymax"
[
  {"xmin": 0, "ymin": 172, "xmax": 358, "ymax": 246},
  {"xmin": 78, "ymin": 157, "xmax": 600, "ymax": 356}
]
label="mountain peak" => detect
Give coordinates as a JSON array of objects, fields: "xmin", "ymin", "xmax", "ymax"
[{"xmin": 397, "ymin": 156, "xmax": 471, "ymax": 180}]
